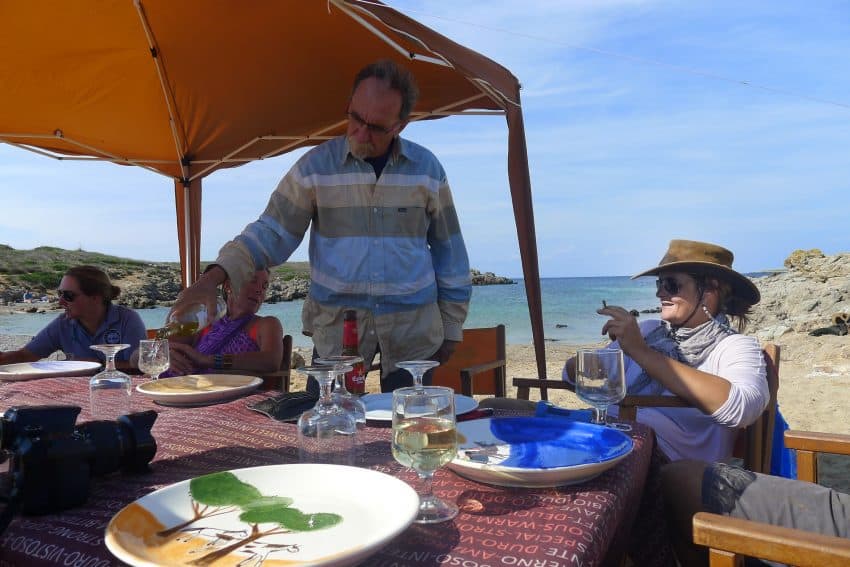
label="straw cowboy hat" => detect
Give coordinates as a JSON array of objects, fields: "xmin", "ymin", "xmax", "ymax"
[{"xmin": 632, "ymin": 239, "xmax": 761, "ymax": 305}]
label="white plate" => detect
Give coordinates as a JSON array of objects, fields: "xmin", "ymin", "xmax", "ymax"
[
  {"xmin": 448, "ymin": 417, "xmax": 634, "ymax": 488},
  {"xmin": 135, "ymin": 374, "xmax": 262, "ymax": 406},
  {"xmin": 0, "ymin": 360, "xmax": 101, "ymax": 381},
  {"xmin": 105, "ymin": 463, "xmax": 419, "ymax": 566},
  {"xmin": 361, "ymin": 392, "xmax": 478, "ymax": 421}
]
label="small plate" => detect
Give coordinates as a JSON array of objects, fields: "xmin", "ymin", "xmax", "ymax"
[
  {"xmin": 105, "ymin": 463, "xmax": 419, "ymax": 566},
  {"xmin": 448, "ymin": 417, "xmax": 633, "ymax": 488},
  {"xmin": 361, "ymin": 392, "xmax": 478, "ymax": 421},
  {"xmin": 136, "ymin": 374, "xmax": 262, "ymax": 406},
  {"xmin": 0, "ymin": 360, "xmax": 101, "ymax": 381}
]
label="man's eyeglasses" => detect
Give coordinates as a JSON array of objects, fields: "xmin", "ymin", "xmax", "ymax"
[
  {"xmin": 57, "ymin": 289, "xmax": 79, "ymax": 302},
  {"xmin": 346, "ymin": 110, "xmax": 397, "ymax": 135},
  {"xmin": 655, "ymin": 277, "xmax": 682, "ymax": 296}
]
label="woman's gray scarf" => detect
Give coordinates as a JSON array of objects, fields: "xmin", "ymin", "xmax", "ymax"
[{"xmin": 628, "ymin": 314, "xmax": 736, "ymax": 395}]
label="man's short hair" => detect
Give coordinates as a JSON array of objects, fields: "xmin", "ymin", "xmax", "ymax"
[{"xmin": 352, "ymin": 60, "xmax": 419, "ymax": 121}]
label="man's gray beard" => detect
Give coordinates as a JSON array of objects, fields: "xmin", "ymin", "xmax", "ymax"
[{"xmin": 348, "ymin": 137, "xmax": 374, "ymax": 159}]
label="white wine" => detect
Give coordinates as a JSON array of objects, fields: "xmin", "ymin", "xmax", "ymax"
[
  {"xmin": 155, "ymin": 321, "xmax": 199, "ymax": 339},
  {"xmin": 392, "ymin": 417, "xmax": 457, "ymax": 472}
]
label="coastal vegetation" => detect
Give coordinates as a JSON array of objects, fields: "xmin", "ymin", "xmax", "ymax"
[{"xmin": 0, "ymin": 245, "xmax": 511, "ymax": 307}]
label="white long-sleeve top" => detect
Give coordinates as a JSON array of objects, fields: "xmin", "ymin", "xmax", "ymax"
[{"xmin": 565, "ymin": 319, "xmax": 769, "ymax": 462}]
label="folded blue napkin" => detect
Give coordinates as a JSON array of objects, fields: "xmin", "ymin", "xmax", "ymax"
[{"xmin": 534, "ymin": 401, "xmax": 594, "ymax": 423}]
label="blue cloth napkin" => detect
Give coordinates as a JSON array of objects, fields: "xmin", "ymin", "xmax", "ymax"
[
  {"xmin": 534, "ymin": 401, "xmax": 594, "ymax": 423},
  {"xmin": 771, "ymin": 407, "xmax": 797, "ymax": 478}
]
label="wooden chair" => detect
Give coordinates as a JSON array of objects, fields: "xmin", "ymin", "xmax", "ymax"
[
  {"xmin": 432, "ymin": 325, "xmax": 507, "ymax": 396},
  {"xmin": 258, "ymin": 334, "xmax": 293, "ymax": 392},
  {"xmin": 692, "ymin": 429, "xmax": 850, "ymax": 566}
]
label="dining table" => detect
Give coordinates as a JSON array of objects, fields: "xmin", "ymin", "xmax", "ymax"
[{"xmin": 0, "ymin": 375, "xmax": 658, "ymax": 567}]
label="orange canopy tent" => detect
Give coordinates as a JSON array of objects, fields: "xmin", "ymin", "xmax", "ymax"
[{"xmin": 0, "ymin": 0, "xmax": 548, "ymax": 383}]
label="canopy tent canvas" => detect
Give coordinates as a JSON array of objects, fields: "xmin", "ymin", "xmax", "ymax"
[{"xmin": 0, "ymin": 0, "xmax": 548, "ymax": 382}]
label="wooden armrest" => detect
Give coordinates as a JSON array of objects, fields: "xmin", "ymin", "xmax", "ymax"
[
  {"xmin": 619, "ymin": 394, "xmax": 690, "ymax": 408},
  {"xmin": 512, "ymin": 377, "xmax": 574, "ymax": 401},
  {"xmin": 462, "ymin": 359, "xmax": 506, "ymax": 376},
  {"xmin": 693, "ymin": 512, "xmax": 850, "ymax": 566},
  {"xmin": 784, "ymin": 430, "xmax": 850, "ymax": 483},
  {"xmin": 784, "ymin": 430, "xmax": 850, "ymax": 455},
  {"xmin": 459, "ymin": 359, "xmax": 507, "ymax": 397},
  {"xmin": 617, "ymin": 394, "xmax": 689, "ymax": 421}
]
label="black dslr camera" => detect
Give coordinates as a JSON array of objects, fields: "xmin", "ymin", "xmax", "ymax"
[{"xmin": 0, "ymin": 405, "xmax": 157, "ymax": 516}]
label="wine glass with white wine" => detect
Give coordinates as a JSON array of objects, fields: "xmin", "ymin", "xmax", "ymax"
[
  {"xmin": 391, "ymin": 385, "xmax": 458, "ymax": 523},
  {"xmin": 138, "ymin": 339, "xmax": 170, "ymax": 380}
]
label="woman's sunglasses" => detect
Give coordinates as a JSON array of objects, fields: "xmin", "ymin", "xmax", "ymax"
[
  {"xmin": 655, "ymin": 277, "xmax": 683, "ymax": 295},
  {"xmin": 57, "ymin": 289, "xmax": 79, "ymax": 302}
]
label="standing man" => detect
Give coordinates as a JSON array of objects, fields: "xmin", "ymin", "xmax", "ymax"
[{"xmin": 173, "ymin": 60, "xmax": 471, "ymax": 391}]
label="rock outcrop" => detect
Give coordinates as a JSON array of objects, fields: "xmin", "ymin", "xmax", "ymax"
[
  {"xmin": 470, "ymin": 269, "xmax": 514, "ymax": 285},
  {"xmin": 748, "ymin": 250, "xmax": 850, "ymax": 372}
]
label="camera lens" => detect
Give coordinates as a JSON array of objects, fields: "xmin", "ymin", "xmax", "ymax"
[{"xmin": 75, "ymin": 410, "xmax": 157, "ymax": 476}]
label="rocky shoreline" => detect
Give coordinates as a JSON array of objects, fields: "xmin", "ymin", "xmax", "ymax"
[{"xmin": 0, "ymin": 266, "xmax": 514, "ymax": 312}]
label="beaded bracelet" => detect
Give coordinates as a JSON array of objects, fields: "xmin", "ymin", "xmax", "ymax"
[
  {"xmin": 222, "ymin": 353, "xmax": 234, "ymax": 369},
  {"xmin": 213, "ymin": 354, "xmax": 223, "ymax": 370}
]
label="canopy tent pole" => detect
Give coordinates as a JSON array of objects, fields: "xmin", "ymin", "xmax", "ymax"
[
  {"xmin": 174, "ymin": 177, "xmax": 202, "ymax": 288},
  {"xmin": 505, "ymin": 105, "xmax": 548, "ymax": 389}
]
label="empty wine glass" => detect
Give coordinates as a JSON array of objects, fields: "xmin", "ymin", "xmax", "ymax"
[
  {"xmin": 138, "ymin": 339, "xmax": 170, "ymax": 380},
  {"xmin": 89, "ymin": 344, "xmax": 131, "ymax": 420},
  {"xmin": 575, "ymin": 348, "xmax": 626, "ymax": 426},
  {"xmin": 396, "ymin": 360, "xmax": 440, "ymax": 392},
  {"xmin": 315, "ymin": 355, "xmax": 366, "ymax": 427},
  {"xmin": 296, "ymin": 365, "xmax": 357, "ymax": 466},
  {"xmin": 392, "ymin": 385, "xmax": 458, "ymax": 523}
]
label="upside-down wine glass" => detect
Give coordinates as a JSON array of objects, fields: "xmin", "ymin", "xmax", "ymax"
[
  {"xmin": 138, "ymin": 339, "xmax": 170, "ymax": 380},
  {"xmin": 396, "ymin": 360, "xmax": 440, "ymax": 392},
  {"xmin": 392, "ymin": 385, "xmax": 458, "ymax": 523},
  {"xmin": 89, "ymin": 344, "xmax": 132, "ymax": 420},
  {"xmin": 315, "ymin": 355, "xmax": 367, "ymax": 427},
  {"xmin": 574, "ymin": 348, "xmax": 626, "ymax": 426},
  {"xmin": 296, "ymin": 365, "xmax": 357, "ymax": 466}
]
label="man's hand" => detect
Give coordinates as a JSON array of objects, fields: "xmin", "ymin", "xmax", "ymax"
[
  {"xmin": 168, "ymin": 266, "xmax": 227, "ymax": 325},
  {"xmin": 432, "ymin": 340, "xmax": 460, "ymax": 364}
]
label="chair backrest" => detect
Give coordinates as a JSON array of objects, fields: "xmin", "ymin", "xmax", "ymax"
[
  {"xmin": 616, "ymin": 342, "xmax": 780, "ymax": 473},
  {"xmin": 260, "ymin": 334, "xmax": 293, "ymax": 392},
  {"xmin": 736, "ymin": 342, "xmax": 779, "ymax": 473},
  {"xmin": 432, "ymin": 325, "xmax": 507, "ymax": 396}
]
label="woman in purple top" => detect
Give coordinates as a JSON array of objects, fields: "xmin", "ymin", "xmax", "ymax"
[
  {"xmin": 0, "ymin": 265, "xmax": 146, "ymax": 369},
  {"xmin": 165, "ymin": 269, "xmax": 283, "ymax": 376}
]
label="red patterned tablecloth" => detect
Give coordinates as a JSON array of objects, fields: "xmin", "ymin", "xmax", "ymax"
[{"xmin": 0, "ymin": 377, "xmax": 655, "ymax": 566}]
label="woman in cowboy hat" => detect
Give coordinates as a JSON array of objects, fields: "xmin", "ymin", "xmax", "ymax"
[{"xmin": 563, "ymin": 239, "xmax": 769, "ymax": 463}]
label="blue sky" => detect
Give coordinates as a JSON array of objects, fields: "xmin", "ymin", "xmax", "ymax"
[{"xmin": 1, "ymin": 1, "xmax": 848, "ymax": 278}]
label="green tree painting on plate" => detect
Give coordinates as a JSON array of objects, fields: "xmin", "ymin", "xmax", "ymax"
[{"xmin": 154, "ymin": 471, "xmax": 342, "ymax": 565}]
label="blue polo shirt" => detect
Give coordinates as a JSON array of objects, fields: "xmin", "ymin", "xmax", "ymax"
[{"xmin": 25, "ymin": 304, "xmax": 146, "ymax": 362}]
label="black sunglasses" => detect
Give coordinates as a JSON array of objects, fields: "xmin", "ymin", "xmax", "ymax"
[
  {"xmin": 57, "ymin": 289, "xmax": 79, "ymax": 302},
  {"xmin": 346, "ymin": 110, "xmax": 397, "ymax": 135},
  {"xmin": 655, "ymin": 277, "xmax": 683, "ymax": 296}
]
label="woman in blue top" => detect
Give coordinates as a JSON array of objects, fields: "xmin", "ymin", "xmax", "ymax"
[{"xmin": 0, "ymin": 265, "xmax": 146, "ymax": 369}]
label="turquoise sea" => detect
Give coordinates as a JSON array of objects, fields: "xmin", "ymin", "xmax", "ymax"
[{"xmin": 0, "ymin": 276, "xmax": 663, "ymax": 347}]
